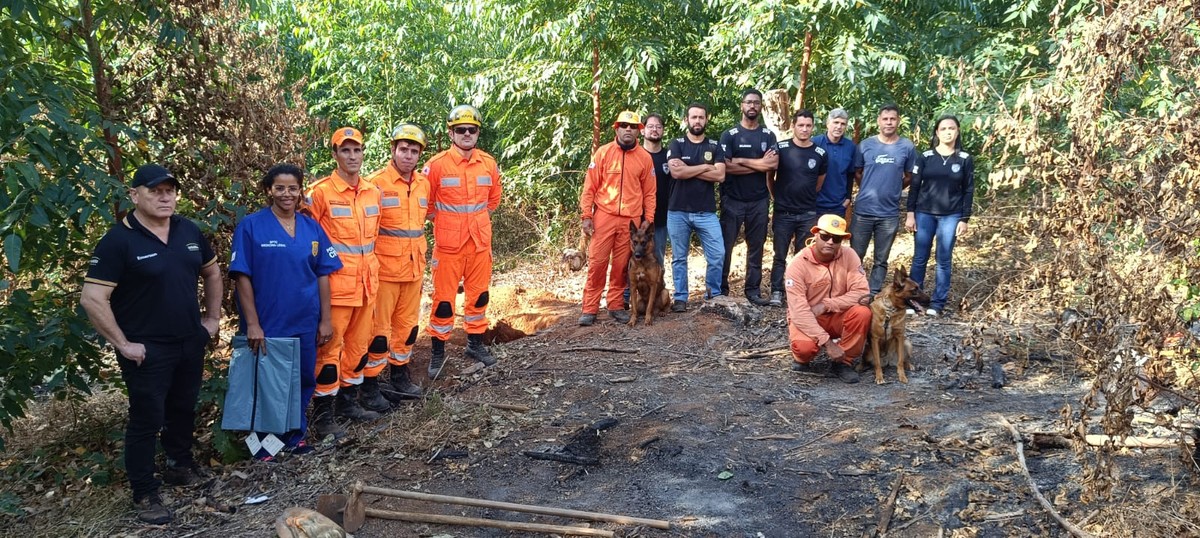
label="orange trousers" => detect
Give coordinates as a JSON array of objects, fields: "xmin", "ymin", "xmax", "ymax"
[
  {"xmin": 582, "ymin": 212, "xmax": 634, "ymax": 314},
  {"xmin": 315, "ymin": 303, "xmax": 375, "ymax": 395},
  {"xmin": 788, "ymin": 305, "xmax": 871, "ymax": 365},
  {"xmin": 368, "ymin": 279, "xmax": 423, "ymax": 375},
  {"xmin": 426, "ymin": 239, "xmax": 492, "ymax": 340}
]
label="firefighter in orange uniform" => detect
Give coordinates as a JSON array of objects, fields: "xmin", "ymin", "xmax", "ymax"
[
  {"xmin": 423, "ymin": 105, "xmax": 502, "ymax": 378},
  {"xmin": 364, "ymin": 123, "xmax": 428, "ymax": 402},
  {"xmin": 578, "ymin": 110, "xmax": 656, "ymax": 326},
  {"xmin": 305, "ymin": 127, "xmax": 383, "ymax": 432}
]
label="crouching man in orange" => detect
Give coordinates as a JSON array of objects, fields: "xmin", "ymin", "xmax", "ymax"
[
  {"xmin": 578, "ymin": 110, "xmax": 656, "ymax": 326},
  {"xmin": 424, "ymin": 105, "xmax": 502, "ymax": 378},
  {"xmin": 364, "ymin": 123, "xmax": 428, "ymax": 402},
  {"xmin": 784, "ymin": 214, "xmax": 872, "ymax": 384},
  {"xmin": 306, "ymin": 127, "xmax": 384, "ymax": 432}
]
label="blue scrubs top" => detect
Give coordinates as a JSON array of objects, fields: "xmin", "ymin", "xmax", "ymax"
[
  {"xmin": 812, "ymin": 134, "xmax": 857, "ymax": 211},
  {"xmin": 229, "ymin": 208, "xmax": 343, "ymax": 337}
]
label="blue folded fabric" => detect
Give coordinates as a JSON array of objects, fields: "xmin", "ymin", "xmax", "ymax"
[{"xmin": 221, "ymin": 336, "xmax": 301, "ymax": 434}]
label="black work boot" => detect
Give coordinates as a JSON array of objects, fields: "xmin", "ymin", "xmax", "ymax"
[
  {"xmin": 464, "ymin": 334, "xmax": 497, "ymax": 366},
  {"xmin": 310, "ymin": 395, "xmax": 345, "ymax": 439},
  {"xmin": 359, "ymin": 376, "xmax": 391, "ymax": 413},
  {"xmin": 381, "ymin": 364, "xmax": 423, "ymax": 402},
  {"xmin": 335, "ymin": 386, "xmax": 382, "ymax": 421},
  {"xmin": 428, "ymin": 339, "xmax": 447, "ymax": 379}
]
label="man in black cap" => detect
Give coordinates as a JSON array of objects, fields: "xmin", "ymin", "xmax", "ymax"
[{"xmin": 80, "ymin": 163, "xmax": 222, "ymax": 524}]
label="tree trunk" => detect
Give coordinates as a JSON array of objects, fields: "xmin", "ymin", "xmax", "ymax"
[
  {"xmin": 79, "ymin": 0, "xmax": 124, "ymax": 183},
  {"xmin": 591, "ymin": 38, "xmax": 601, "ymax": 154},
  {"xmin": 762, "ymin": 89, "xmax": 791, "ymax": 141},
  {"xmin": 794, "ymin": 31, "xmax": 813, "ymax": 111}
]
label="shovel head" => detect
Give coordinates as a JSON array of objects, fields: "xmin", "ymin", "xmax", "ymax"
[{"xmin": 315, "ymin": 494, "xmax": 346, "ymax": 527}]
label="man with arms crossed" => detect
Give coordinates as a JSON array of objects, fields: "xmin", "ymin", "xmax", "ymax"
[{"xmin": 666, "ymin": 103, "xmax": 726, "ymax": 311}]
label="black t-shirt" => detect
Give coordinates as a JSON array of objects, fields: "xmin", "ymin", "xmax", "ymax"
[
  {"xmin": 85, "ymin": 213, "xmax": 217, "ymax": 343},
  {"xmin": 666, "ymin": 137, "xmax": 725, "ymax": 213},
  {"xmin": 718, "ymin": 125, "xmax": 776, "ymax": 202},
  {"xmin": 646, "ymin": 147, "xmax": 672, "ymax": 223},
  {"xmin": 773, "ymin": 140, "xmax": 828, "ymax": 213},
  {"xmin": 907, "ymin": 149, "xmax": 975, "ymax": 219}
]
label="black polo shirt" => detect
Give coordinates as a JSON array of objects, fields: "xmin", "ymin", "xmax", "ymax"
[
  {"xmin": 719, "ymin": 124, "xmax": 775, "ymax": 202},
  {"xmin": 666, "ymin": 137, "xmax": 725, "ymax": 213},
  {"xmin": 85, "ymin": 213, "xmax": 217, "ymax": 343},
  {"xmin": 773, "ymin": 140, "xmax": 828, "ymax": 214},
  {"xmin": 647, "ymin": 147, "xmax": 672, "ymax": 223}
]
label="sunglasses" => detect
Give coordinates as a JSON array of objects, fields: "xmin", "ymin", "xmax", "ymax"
[
  {"xmin": 616, "ymin": 122, "xmax": 639, "ymax": 129},
  {"xmin": 453, "ymin": 126, "xmax": 479, "ymax": 135},
  {"xmin": 818, "ymin": 233, "xmax": 845, "ymax": 244}
]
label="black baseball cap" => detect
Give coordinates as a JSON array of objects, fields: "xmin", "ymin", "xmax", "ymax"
[{"xmin": 131, "ymin": 164, "xmax": 180, "ymax": 189}]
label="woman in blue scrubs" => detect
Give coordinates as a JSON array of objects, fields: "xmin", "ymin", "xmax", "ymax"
[{"xmin": 230, "ymin": 164, "xmax": 342, "ymax": 457}]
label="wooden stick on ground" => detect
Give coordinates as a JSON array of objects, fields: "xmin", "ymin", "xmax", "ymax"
[
  {"xmin": 358, "ymin": 483, "xmax": 671, "ymax": 529},
  {"xmin": 876, "ymin": 474, "xmax": 904, "ymax": 536},
  {"xmin": 366, "ymin": 508, "xmax": 615, "ymax": 537},
  {"xmin": 1000, "ymin": 417, "xmax": 1097, "ymax": 538},
  {"xmin": 560, "ymin": 346, "xmax": 639, "ymax": 354},
  {"xmin": 458, "ymin": 400, "xmax": 532, "ymax": 412}
]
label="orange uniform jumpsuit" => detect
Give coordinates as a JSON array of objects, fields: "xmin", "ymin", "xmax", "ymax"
[
  {"xmin": 422, "ymin": 148, "xmax": 502, "ymax": 341},
  {"xmin": 364, "ymin": 163, "xmax": 429, "ymax": 375},
  {"xmin": 784, "ymin": 243, "xmax": 872, "ymax": 364},
  {"xmin": 579, "ymin": 141, "xmax": 656, "ymax": 313},
  {"xmin": 306, "ymin": 173, "xmax": 381, "ymax": 394}
]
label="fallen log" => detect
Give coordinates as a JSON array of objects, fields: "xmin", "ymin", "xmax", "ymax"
[
  {"xmin": 1000, "ymin": 417, "xmax": 1096, "ymax": 538},
  {"xmin": 876, "ymin": 474, "xmax": 904, "ymax": 536},
  {"xmin": 1027, "ymin": 431, "xmax": 1194, "ymax": 449},
  {"xmin": 355, "ymin": 483, "xmax": 671, "ymax": 529},
  {"xmin": 366, "ymin": 508, "xmax": 614, "ymax": 537}
]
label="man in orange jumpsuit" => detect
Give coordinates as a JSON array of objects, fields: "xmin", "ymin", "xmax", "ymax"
[
  {"xmin": 578, "ymin": 110, "xmax": 656, "ymax": 326},
  {"xmin": 306, "ymin": 127, "xmax": 383, "ymax": 431},
  {"xmin": 423, "ymin": 105, "xmax": 502, "ymax": 379},
  {"xmin": 364, "ymin": 123, "xmax": 428, "ymax": 403},
  {"xmin": 784, "ymin": 214, "xmax": 872, "ymax": 384}
]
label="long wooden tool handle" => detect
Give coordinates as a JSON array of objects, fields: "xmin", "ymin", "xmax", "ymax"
[
  {"xmin": 359, "ymin": 484, "xmax": 671, "ymax": 529},
  {"xmin": 365, "ymin": 508, "xmax": 615, "ymax": 537}
]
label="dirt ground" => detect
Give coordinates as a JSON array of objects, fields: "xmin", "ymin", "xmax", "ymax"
[{"xmin": 3, "ymin": 234, "xmax": 1199, "ymax": 537}]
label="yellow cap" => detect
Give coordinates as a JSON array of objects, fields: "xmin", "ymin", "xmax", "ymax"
[
  {"xmin": 331, "ymin": 127, "xmax": 364, "ymax": 148},
  {"xmin": 810, "ymin": 214, "xmax": 851, "ymax": 237},
  {"xmin": 612, "ymin": 110, "xmax": 643, "ymax": 129}
]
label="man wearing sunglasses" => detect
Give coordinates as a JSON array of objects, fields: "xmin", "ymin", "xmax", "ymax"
[
  {"xmin": 578, "ymin": 111, "xmax": 656, "ymax": 326},
  {"xmin": 423, "ymin": 104, "xmax": 503, "ymax": 379},
  {"xmin": 718, "ymin": 88, "xmax": 778, "ymax": 306},
  {"xmin": 784, "ymin": 214, "xmax": 871, "ymax": 383}
]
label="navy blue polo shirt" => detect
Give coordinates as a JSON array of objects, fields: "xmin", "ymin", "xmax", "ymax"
[
  {"xmin": 812, "ymin": 134, "xmax": 856, "ymax": 209},
  {"xmin": 773, "ymin": 140, "xmax": 828, "ymax": 213},
  {"xmin": 85, "ymin": 213, "xmax": 217, "ymax": 343},
  {"xmin": 666, "ymin": 136, "xmax": 725, "ymax": 213}
]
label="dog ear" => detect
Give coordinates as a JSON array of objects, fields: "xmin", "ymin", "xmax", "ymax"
[
  {"xmin": 640, "ymin": 219, "xmax": 651, "ymax": 233},
  {"xmin": 630, "ymin": 221, "xmax": 638, "ymax": 235}
]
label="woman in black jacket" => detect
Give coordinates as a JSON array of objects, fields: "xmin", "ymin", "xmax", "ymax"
[{"xmin": 904, "ymin": 115, "xmax": 974, "ymax": 316}]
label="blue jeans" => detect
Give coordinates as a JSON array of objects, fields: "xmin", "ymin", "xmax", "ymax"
[
  {"xmin": 667, "ymin": 210, "xmax": 725, "ymax": 302},
  {"xmin": 848, "ymin": 214, "xmax": 899, "ymax": 295},
  {"xmin": 910, "ymin": 212, "xmax": 961, "ymax": 311}
]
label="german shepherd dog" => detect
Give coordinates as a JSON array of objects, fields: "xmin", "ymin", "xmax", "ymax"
[
  {"xmin": 627, "ymin": 220, "xmax": 670, "ymax": 326},
  {"xmin": 861, "ymin": 265, "xmax": 930, "ymax": 384}
]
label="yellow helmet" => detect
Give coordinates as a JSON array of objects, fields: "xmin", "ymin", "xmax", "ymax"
[
  {"xmin": 390, "ymin": 123, "xmax": 427, "ymax": 149},
  {"xmin": 446, "ymin": 104, "xmax": 482, "ymax": 127}
]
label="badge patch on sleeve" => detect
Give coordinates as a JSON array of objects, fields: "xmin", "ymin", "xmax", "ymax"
[
  {"xmin": 312, "ymin": 241, "xmax": 319, "ymax": 256},
  {"xmin": 785, "ymin": 278, "xmax": 794, "ymax": 287}
]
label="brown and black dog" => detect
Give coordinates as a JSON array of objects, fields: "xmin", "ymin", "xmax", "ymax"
[
  {"xmin": 861, "ymin": 265, "xmax": 930, "ymax": 384},
  {"xmin": 627, "ymin": 220, "xmax": 670, "ymax": 326}
]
